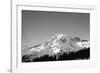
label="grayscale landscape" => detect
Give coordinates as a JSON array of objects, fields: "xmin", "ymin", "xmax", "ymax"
[{"xmin": 22, "ymin": 10, "xmax": 90, "ymax": 62}]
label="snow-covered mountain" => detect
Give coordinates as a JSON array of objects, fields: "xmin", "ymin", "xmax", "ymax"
[{"xmin": 22, "ymin": 34, "xmax": 90, "ymax": 58}]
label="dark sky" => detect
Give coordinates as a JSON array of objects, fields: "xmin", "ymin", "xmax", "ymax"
[{"xmin": 22, "ymin": 10, "xmax": 90, "ymax": 49}]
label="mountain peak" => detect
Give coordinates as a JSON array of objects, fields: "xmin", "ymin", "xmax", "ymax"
[
  {"xmin": 55, "ymin": 33, "xmax": 65, "ymax": 39},
  {"xmin": 22, "ymin": 33, "xmax": 90, "ymax": 62},
  {"xmin": 50, "ymin": 33, "xmax": 65, "ymax": 41},
  {"xmin": 22, "ymin": 33, "xmax": 90, "ymax": 56}
]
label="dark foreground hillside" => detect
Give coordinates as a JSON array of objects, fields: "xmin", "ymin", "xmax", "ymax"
[{"xmin": 22, "ymin": 48, "xmax": 90, "ymax": 62}]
